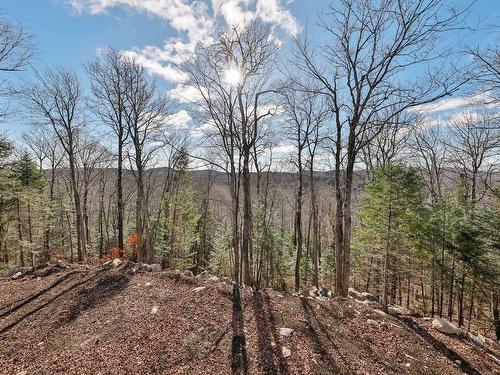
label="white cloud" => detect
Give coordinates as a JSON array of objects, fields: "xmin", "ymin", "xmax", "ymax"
[
  {"xmin": 124, "ymin": 49, "xmax": 188, "ymax": 82},
  {"xmin": 409, "ymin": 91, "xmax": 495, "ymax": 115},
  {"xmin": 167, "ymin": 84, "xmax": 206, "ymax": 103},
  {"xmin": 256, "ymin": 0, "xmax": 299, "ymax": 37},
  {"xmin": 272, "ymin": 143, "xmax": 294, "ymax": 154},
  {"xmin": 166, "ymin": 109, "xmax": 192, "ymax": 129},
  {"xmin": 189, "ymin": 121, "xmax": 216, "ymax": 138},
  {"xmin": 67, "ymin": 0, "xmax": 214, "ymax": 41},
  {"xmin": 66, "ymin": 0, "xmax": 300, "ymax": 86},
  {"xmin": 212, "ymin": 0, "xmax": 255, "ymax": 28}
]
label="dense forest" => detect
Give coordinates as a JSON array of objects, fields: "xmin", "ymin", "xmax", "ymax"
[{"xmin": 0, "ymin": 0, "xmax": 499, "ymax": 343}]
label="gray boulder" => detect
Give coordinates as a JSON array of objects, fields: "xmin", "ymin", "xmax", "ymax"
[
  {"xmin": 468, "ymin": 333, "xmax": 484, "ymax": 347},
  {"xmin": 11, "ymin": 271, "xmax": 23, "ymax": 280},
  {"xmin": 149, "ymin": 263, "xmax": 162, "ymax": 272},
  {"xmin": 432, "ymin": 318, "xmax": 462, "ymax": 336},
  {"xmin": 361, "ymin": 292, "xmax": 380, "ymax": 303},
  {"xmin": 348, "ymin": 288, "xmax": 365, "ymax": 301},
  {"xmin": 387, "ymin": 304, "xmax": 422, "ymax": 317},
  {"xmin": 197, "ymin": 270, "xmax": 210, "ymax": 279}
]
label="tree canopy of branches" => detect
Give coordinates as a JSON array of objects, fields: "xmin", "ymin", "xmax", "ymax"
[{"xmin": 295, "ymin": 0, "xmax": 467, "ymax": 296}]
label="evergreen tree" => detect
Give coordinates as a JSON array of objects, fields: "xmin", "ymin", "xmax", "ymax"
[{"xmin": 354, "ymin": 164, "xmax": 424, "ymax": 307}]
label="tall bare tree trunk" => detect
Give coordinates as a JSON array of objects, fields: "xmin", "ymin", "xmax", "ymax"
[
  {"xmin": 241, "ymin": 146, "xmax": 253, "ymax": 286},
  {"xmin": 310, "ymin": 162, "xmax": 319, "ymax": 289},
  {"xmin": 294, "ymin": 152, "xmax": 303, "ymax": 291},
  {"xmin": 117, "ymin": 138, "xmax": 125, "ymax": 256}
]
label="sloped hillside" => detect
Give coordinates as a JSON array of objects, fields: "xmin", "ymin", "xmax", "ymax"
[{"xmin": 0, "ymin": 263, "xmax": 498, "ymax": 375}]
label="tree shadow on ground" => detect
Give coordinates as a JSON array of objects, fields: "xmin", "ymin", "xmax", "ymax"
[
  {"xmin": 301, "ymin": 298, "xmax": 345, "ymax": 374},
  {"xmin": 251, "ymin": 290, "xmax": 289, "ymax": 375},
  {"xmin": 396, "ymin": 315, "xmax": 481, "ymax": 375},
  {"xmin": 0, "ymin": 270, "xmax": 105, "ymax": 334},
  {"xmin": 59, "ymin": 270, "xmax": 130, "ymax": 324},
  {"xmin": 232, "ymin": 284, "xmax": 248, "ymax": 375}
]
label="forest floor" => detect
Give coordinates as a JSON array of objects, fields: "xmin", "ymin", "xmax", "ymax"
[{"xmin": 0, "ymin": 262, "xmax": 499, "ymax": 375}]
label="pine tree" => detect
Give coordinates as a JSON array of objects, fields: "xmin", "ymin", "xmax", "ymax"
[{"xmin": 354, "ymin": 164, "xmax": 424, "ymax": 307}]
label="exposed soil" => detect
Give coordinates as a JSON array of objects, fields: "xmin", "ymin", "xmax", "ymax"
[{"xmin": 0, "ymin": 263, "xmax": 498, "ymax": 375}]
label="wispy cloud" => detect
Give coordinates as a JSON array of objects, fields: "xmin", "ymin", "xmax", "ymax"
[
  {"xmin": 166, "ymin": 109, "xmax": 192, "ymax": 129},
  {"xmin": 65, "ymin": 0, "xmax": 299, "ymax": 102},
  {"xmin": 409, "ymin": 91, "xmax": 495, "ymax": 115}
]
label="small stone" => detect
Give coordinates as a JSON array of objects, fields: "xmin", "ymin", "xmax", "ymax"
[
  {"xmin": 191, "ymin": 286, "xmax": 206, "ymax": 293},
  {"xmin": 16, "ymin": 371, "xmax": 27, "ymax": 375},
  {"xmin": 366, "ymin": 319, "xmax": 378, "ymax": 327},
  {"xmin": 149, "ymin": 264, "xmax": 161, "ymax": 272},
  {"xmin": 282, "ymin": 346, "xmax": 291, "ymax": 358},
  {"xmin": 151, "ymin": 305, "xmax": 159, "ymax": 314},
  {"xmin": 11, "ymin": 272, "xmax": 23, "ymax": 280},
  {"xmin": 112, "ymin": 258, "xmax": 122, "ymax": 267},
  {"xmin": 405, "ymin": 363, "xmax": 411, "ymax": 367},
  {"xmin": 183, "ymin": 270, "xmax": 194, "ymax": 277},
  {"xmin": 279, "ymin": 328, "xmax": 294, "ymax": 337},
  {"xmin": 144, "ymin": 282, "xmax": 152, "ymax": 288},
  {"xmin": 455, "ymin": 359, "xmax": 461, "ymax": 365}
]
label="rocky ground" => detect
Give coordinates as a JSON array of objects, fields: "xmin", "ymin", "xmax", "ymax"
[{"xmin": 0, "ymin": 262, "xmax": 499, "ymax": 375}]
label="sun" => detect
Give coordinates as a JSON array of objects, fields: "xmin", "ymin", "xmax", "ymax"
[{"xmin": 223, "ymin": 67, "xmax": 242, "ymax": 86}]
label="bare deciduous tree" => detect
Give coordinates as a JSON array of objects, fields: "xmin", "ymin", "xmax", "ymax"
[
  {"xmin": 20, "ymin": 68, "xmax": 87, "ymax": 262},
  {"xmin": 87, "ymin": 48, "xmax": 130, "ymax": 256},
  {"xmin": 124, "ymin": 58, "xmax": 171, "ymax": 263},
  {"xmin": 295, "ymin": 0, "xmax": 467, "ymax": 296},
  {"xmin": 0, "ymin": 14, "xmax": 33, "ymax": 119}
]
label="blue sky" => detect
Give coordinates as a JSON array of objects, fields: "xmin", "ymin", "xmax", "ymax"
[{"xmin": 1, "ymin": 0, "xmax": 498, "ymax": 140}]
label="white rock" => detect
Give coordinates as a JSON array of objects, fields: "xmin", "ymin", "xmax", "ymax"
[
  {"xmin": 112, "ymin": 258, "xmax": 122, "ymax": 267},
  {"xmin": 468, "ymin": 333, "xmax": 483, "ymax": 347},
  {"xmin": 374, "ymin": 309, "xmax": 388, "ymax": 317},
  {"xmin": 405, "ymin": 363, "xmax": 411, "ymax": 367},
  {"xmin": 279, "ymin": 328, "xmax": 294, "ymax": 337},
  {"xmin": 387, "ymin": 304, "xmax": 421, "ymax": 317},
  {"xmin": 191, "ymin": 286, "xmax": 206, "ymax": 293},
  {"xmin": 144, "ymin": 282, "xmax": 152, "ymax": 288},
  {"xmin": 282, "ymin": 346, "xmax": 291, "ymax": 358},
  {"xmin": 366, "ymin": 319, "xmax": 378, "ymax": 327},
  {"xmin": 348, "ymin": 288, "xmax": 365, "ymax": 301},
  {"xmin": 455, "ymin": 359, "xmax": 461, "ymax": 365},
  {"xmin": 151, "ymin": 305, "xmax": 159, "ymax": 314},
  {"xmin": 11, "ymin": 271, "xmax": 23, "ymax": 279},
  {"xmin": 432, "ymin": 318, "xmax": 462, "ymax": 335}
]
